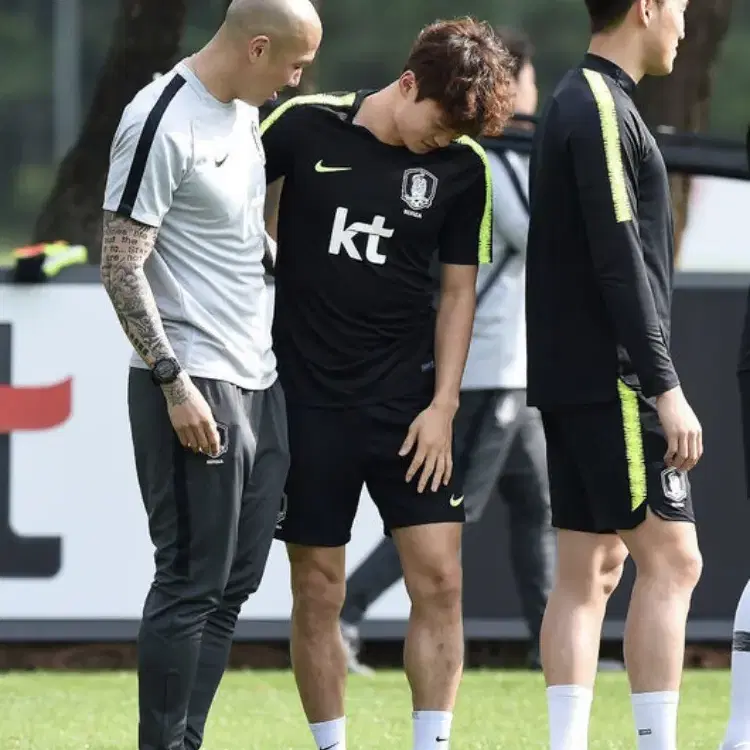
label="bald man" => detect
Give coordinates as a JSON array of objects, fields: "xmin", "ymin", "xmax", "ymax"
[{"xmin": 100, "ymin": 2, "xmax": 321, "ymax": 748}]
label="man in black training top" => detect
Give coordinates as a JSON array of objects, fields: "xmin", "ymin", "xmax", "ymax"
[
  {"xmin": 525, "ymin": 1, "xmax": 702, "ymax": 749},
  {"xmin": 336, "ymin": 26, "xmax": 555, "ymax": 677},
  {"xmin": 262, "ymin": 18, "xmax": 514, "ymax": 750}
]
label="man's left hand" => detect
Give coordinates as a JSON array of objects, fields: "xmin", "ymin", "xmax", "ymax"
[{"xmin": 399, "ymin": 403, "xmax": 455, "ymax": 493}]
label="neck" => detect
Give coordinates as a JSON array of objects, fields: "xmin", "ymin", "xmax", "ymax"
[
  {"xmin": 354, "ymin": 82, "xmax": 404, "ymax": 146},
  {"xmin": 188, "ymin": 32, "xmax": 238, "ymax": 103},
  {"xmin": 588, "ymin": 31, "xmax": 645, "ymax": 83}
]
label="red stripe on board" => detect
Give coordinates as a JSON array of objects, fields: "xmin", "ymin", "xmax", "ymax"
[{"xmin": 0, "ymin": 379, "xmax": 73, "ymax": 433}]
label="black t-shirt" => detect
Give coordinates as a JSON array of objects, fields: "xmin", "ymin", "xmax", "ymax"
[
  {"xmin": 526, "ymin": 54, "xmax": 679, "ymax": 408},
  {"xmin": 261, "ymin": 91, "xmax": 492, "ymax": 407}
]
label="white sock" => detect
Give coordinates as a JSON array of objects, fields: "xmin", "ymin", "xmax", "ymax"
[
  {"xmin": 723, "ymin": 579, "xmax": 750, "ymax": 749},
  {"xmin": 412, "ymin": 710, "xmax": 453, "ymax": 750},
  {"xmin": 631, "ymin": 692, "xmax": 679, "ymax": 750},
  {"xmin": 546, "ymin": 684, "xmax": 593, "ymax": 750},
  {"xmin": 309, "ymin": 717, "xmax": 346, "ymax": 750}
]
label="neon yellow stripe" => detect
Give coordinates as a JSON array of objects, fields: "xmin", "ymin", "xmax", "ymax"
[
  {"xmin": 617, "ymin": 380, "xmax": 647, "ymax": 511},
  {"xmin": 582, "ymin": 69, "xmax": 632, "ymax": 223},
  {"xmin": 455, "ymin": 135, "xmax": 493, "ymax": 264},
  {"xmin": 260, "ymin": 93, "xmax": 356, "ymax": 135}
]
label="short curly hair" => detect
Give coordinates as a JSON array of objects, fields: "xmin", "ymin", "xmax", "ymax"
[{"xmin": 403, "ymin": 17, "xmax": 515, "ymax": 138}]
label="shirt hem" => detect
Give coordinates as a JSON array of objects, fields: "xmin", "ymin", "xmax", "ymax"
[{"xmin": 129, "ymin": 360, "xmax": 277, "ymax": 392}]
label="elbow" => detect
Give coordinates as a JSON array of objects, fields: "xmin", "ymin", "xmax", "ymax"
[
  {"xmin": 440, "ymin": 278, "xmax": 476, "ymax": 304},
  {"xmin": 439, "ymin": 264, "xmax": 479, "ymax": 311},
  {"xmin": 439, "ymin": 286, "xmax": 476, "ymax": 317}
]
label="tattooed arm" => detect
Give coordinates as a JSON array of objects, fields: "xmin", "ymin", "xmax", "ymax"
[{"xmin": 99, "ymin": 210, "xmax": 187, "ymax": 407}]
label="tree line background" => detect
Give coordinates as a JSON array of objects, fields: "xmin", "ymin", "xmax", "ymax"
[{"xmin": 0, "ymin": 0, "xmax": 745, "ymax": 260}]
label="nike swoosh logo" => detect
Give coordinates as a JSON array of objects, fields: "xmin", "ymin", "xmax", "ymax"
[
  {"xmin": 436, "ymin": 738, "xmax": 449, "ymax": 743},
  {"xmin": 215, "ymin": 155, "xmax": 228, "ymax": 167},
  {"xmin": 315, "ymin": 160, "xmax": 352, "ymax": 173},
  {"xmin": 449, "ymin": 495, "xmax": 464, "ymax": 507},
  {"xmin": 320, "ymin": 745, "xmax": 339, "ymax": 750}
]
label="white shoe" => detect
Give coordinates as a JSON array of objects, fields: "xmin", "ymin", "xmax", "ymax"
[{"xmin": 340, "ymin": 621, "xmax": 375, "ymax": 677}]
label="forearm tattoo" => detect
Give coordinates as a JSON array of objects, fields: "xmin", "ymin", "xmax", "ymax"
[{"xmin": 100, "ymin": 211, "xmax": 188, "ymax": 407}]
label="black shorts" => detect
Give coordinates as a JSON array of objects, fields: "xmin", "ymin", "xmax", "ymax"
[
  {"xmin": 541, "ymin": 381, "xmax": 694, "ymax": 533},
  {"xmin": 276, "ymin": 397, "xmax": 465, "ymax": 547}
]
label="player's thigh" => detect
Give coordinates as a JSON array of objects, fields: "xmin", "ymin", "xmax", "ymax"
[
  {"xmin": 227, "ymin": 380, "xmax": 290, "ymax": 600},
  {"xmin": 618, "ymin": 508, "xmax": 701, "ymax": 585},
  {"xmin": 364, "ymin": 398, "xmax": 464, "ymax": 534},
  {"xmin": 127, "ymin": 369, "xmax": 246, "ymax": 596},
  {"xmin": 540, "ymin": 410, "xmax": 598, "ymax": 533},
  {"xmin": 276, "ymin": 403, "xmax": 365, "ymax": 547},
  {"xmin": 455, "ymin": 389, "xmax": 521, "ymax": 524},
  {"xmin": 555, "ymin": 528, "xmax": 629, "ymax": 594}
]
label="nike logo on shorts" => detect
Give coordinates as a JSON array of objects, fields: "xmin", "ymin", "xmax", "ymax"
[
  {"xmin": 449, "ymin": 494, "xmax": 464, "ymax": 507},
  {"xmin": 315, "ymin": 160, "xmax": 352, "ymax": 173}
]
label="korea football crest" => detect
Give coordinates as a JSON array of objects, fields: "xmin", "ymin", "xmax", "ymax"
[
  {"xmin": 206, "ymin": 421, "xmax": 230, "ymax": 465},
  {"xmin": 660, "ymin": 467, "xmax": 687, "ymax": 507},
  {"xmin": 401, "ymin": 167, "xmax": 438, "ymax": 216}
]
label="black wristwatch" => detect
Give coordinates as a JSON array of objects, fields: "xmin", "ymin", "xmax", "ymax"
[{"xmin": 151, "ymin": 357, "xmax": 182, "ymax": 386}]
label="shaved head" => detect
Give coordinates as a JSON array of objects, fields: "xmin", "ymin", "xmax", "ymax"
[
  {"xmin": 224, "ymin": 0, "xmax": 321, "ymax": 46},
  {"xmin": 192, "ymin": 0, "xmax": 321, "ymax": 105}
]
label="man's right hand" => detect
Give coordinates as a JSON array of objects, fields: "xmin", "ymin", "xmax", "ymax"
[
  {"xmin": 655, "ymin": 386, "xmax": 703, "ymax": 472},
  {"xmin": 161, "ymin": 373, "xmax": 221, "ymax": 456}
]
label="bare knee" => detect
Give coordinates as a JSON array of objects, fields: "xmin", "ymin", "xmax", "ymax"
[
  {"xmin": 648, "ymin": 542, "xmax": 702, "ymax": 591},
  {"xmin": 288, "ymin": 545, "xmax": 346, "ymax": 628},
  {"xmin": 396, "ymin": 526, "xmax": 463, "ymax": 613},
  {"xmin": 625, "ymin": 514, "xmax": 702, "ymax": 590},
  {"xmin": 407, "ymin": 560, "xmax": 463, "ymax": 612},
  {"xmin": 556, "ymin": 531, "xmax": 628, "ymax": 603}
]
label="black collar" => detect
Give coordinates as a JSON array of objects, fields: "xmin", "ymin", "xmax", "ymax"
[{"xmin": 582, "ymin": 53, "xmax": 637, "ymax": 95}]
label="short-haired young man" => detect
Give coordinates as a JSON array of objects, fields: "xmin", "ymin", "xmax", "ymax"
[
  {"xmin": 336, "ymin": 25, "xmax": 554, "ymax": 676},
  {"xmin": 261, "ymin": 18, "xmax": 514, "ymax": 750},
  {"xmin": 525, "ymin": 1, "xmax": 702, "ymax": 749}
]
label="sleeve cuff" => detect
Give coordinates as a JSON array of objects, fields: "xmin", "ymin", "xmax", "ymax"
[{"xmin": 641, "ymin": 371, "xmax": 680, "ymax": 399}]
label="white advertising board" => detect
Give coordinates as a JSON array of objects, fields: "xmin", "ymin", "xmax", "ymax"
[{"xmin": 0, "ymin": 284, "xmax": 410, "ymax": 621}]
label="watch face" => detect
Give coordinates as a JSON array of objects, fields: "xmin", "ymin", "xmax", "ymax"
[{"xmin": 154, "ymin": 359, "xmax": 177, "ymax": 382}]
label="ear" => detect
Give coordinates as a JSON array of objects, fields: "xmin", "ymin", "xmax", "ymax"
[
  {"xmin": 635, "ymin": 0, "xmax": 655, "ymax": 26},
  {"xmin": 399, "ymin": 70, "xmax": 416, "ymax": 98},
  {"xmin": 248, "ymin": 35, "xmax": 270, "ymax": 61}
]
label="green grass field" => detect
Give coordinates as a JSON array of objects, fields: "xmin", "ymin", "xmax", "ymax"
[{"xmin": 0, "ymin": 669, "xmax": 731, "ymax": 749}]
